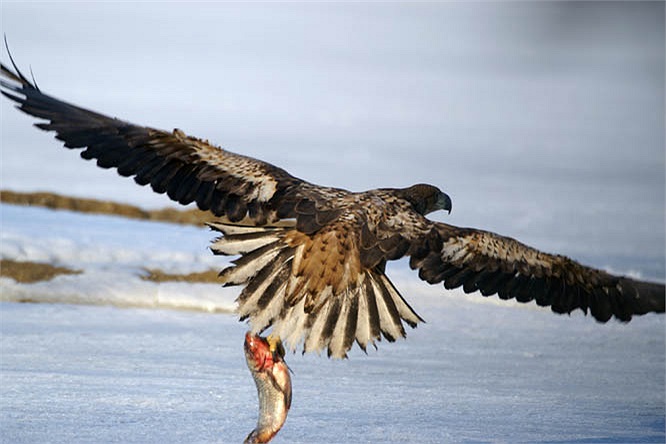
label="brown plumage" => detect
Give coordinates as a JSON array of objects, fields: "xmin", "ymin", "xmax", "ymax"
[{"xmin": 1, "ymin": 58, "xmax": 664, "ymax": 359}]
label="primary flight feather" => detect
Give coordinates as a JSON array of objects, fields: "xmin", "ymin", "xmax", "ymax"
[{"xmin": 1, "ymin": 58, "xmax": 664, "ymax": 359}]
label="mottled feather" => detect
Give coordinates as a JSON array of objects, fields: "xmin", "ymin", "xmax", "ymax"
[{"xmin": 1, "ymin": 58, "xmax": 664, "ymax": 360}]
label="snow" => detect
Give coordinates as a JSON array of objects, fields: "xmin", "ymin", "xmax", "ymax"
[
  {"xmin": 1, "ymin": 302, "xmax": 663, "ymax": 443},
  {"xmin": 0, "ymin": 3, "xmax": 663, "ymax": 441},
  {"xmin": 0, "ymin": 203, "xmax": 236, "ymax": 313},
  {"xmin": 0, "ymin": 204, "xmax": 664, "ymax": 443}
]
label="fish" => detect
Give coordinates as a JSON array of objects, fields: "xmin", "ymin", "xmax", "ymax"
[{"xmin": 243, "ymin": 332, "xmax": 292, "ymax": 444}]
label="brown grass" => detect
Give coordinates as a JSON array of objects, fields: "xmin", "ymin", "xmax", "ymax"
[
  {"xmin": 0, "ymin": 259, "xmax": 82, "ymax": 283},
  {"xmin": 0, "ymin": 259, "xmax": 223, "ymax": 285},
  {"xmin": 0, "ymin": 189, "xmax": 212, "ymax": 226},
  {"xmin": 141, "ymin": 268, "xmax": 222, "ymax": 284},
  {"xmin": 0, "ymin": 190, "xmax": 228, "ymax": 284}
]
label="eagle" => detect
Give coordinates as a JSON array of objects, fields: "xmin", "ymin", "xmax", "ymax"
[{"xmin": 1, "ymin": 57, "xmax": 664, "ymax": 359}]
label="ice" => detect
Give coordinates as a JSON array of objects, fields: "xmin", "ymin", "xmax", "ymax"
[
  {"xmin": 0, "ymin": 203, "xmax": 222, "ymax": 273},
  {"xmin": 1, "ymin": 301, "xmax": 663, "ymax": 443},
  {"xmin": 0, "ymin": 203, "xmax": 238, "ymax": 312},
  {"xmin": 0, "ymin": 203, "xmax": 664, "ymax": 443}
]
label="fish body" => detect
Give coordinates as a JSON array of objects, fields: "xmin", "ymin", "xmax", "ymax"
[{"xmin": 244, "ymin": 332, "xmax": 292, "ymax": 444}]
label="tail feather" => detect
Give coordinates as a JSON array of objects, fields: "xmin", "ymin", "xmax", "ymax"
[
  {"xmin": 380, "ymin": 275, "xmax": 425, "ymax": 327},
  {"xmin": 355, "ymin": 281, "xmax": 381, "ymax": 352},
  {"xmin": 237, "ymin": 249, "xmax": 294, "ymax": 321},
  {"xmin": 372, "ymin": 274, "xmax": 403, "ymax": 341},
  {"xmin": 209, "ymin": 222, "xmax": 424, "ymax": 358},
  {"xmin": 217, "ymin": 242, "xmax": 283, "ymax": 286},
  {"xmin": 209, "ymin": 222, "xmax": 282, "ymax": 255},
  {"xmin": 328, "ymin": 290, "xmax": 358, "ymax": 358},
  {"xmin": 249, "ymin": 278, "xmax": 289, "ymax": 335},
  {"xmin": 303, "ymin": 291, "xmax": 336, "ymax": 354},
  {"xmin": 276, "ymin": 297, "xmax": 309, "ymax": 352}
]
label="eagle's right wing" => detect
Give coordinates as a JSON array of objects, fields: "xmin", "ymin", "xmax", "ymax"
[{"xmin": 408, "ymin": 222, "xmax": 665, "ymax": 322}]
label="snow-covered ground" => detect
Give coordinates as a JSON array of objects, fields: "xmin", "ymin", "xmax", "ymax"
[
  {"xmin": 1, "ymin": 3, "xmax": 664, "ymax": 442},
  {"xmin": 0, "ymin": 203, "xmax": 664, "ymax": 443},
  {"xmin": 0, "ymin": 203, "xmax": 236, "ymax": 313}
]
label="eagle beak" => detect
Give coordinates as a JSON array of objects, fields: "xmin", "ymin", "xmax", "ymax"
[{"xmin": 438, "ymin": 192, "xmax": 452, "ymax": 214}]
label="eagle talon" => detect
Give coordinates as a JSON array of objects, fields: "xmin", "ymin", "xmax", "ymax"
[{"xmin": 266, "ymin": 333, "xmax": 286, "ymax": 360}]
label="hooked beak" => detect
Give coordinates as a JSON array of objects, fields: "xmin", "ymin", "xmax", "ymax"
[{"xmin": 438, "ymin": 192, "xmax": 452, "ymax": 214}]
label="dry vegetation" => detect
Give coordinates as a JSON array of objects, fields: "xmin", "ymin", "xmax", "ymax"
[
  {"xmin": 1, "ymin": 190, "xmax": 223, "ymax": 284},
  {"xmin": 141, "ymin": 268, "xmax": 222, "ymax": 284},
  {"xmin": 0, "ymin": 189, "xmax": 212, "ymax": 226},
  {"xmin": 0, "ymin": 259, "xmax": 82, "ymax": 283}
]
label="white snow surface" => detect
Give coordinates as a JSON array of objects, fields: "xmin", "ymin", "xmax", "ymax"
[
  {"xmin": 0, "ymin": 4, "xmax": 664, "ymax": 441},
  {"xmin": 1, "ymin": 204, "xmax": 236, "ymax": 313},
  {"xmin": 0, "ymin": 204, "xmax": 664, "ymax": 443}
]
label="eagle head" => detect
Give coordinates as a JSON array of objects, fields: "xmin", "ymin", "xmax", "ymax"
[{"xmin": 399, "ymin": 184, "xmax": 452, "ymax": 216}]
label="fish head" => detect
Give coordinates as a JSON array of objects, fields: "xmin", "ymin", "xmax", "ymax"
[{"xmin": 244, "ymin": 332, "xmax": 275, "ymax": 372}]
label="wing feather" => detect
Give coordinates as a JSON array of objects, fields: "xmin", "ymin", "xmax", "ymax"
[
  {"xmin": 408, "ymin": 223, "xmax": 665, "ymax": 322},
  {"xmin": 0, "ymin": 62, "xmax": 336, "ymax": 225},
  {"xmin": 4, "ymin": 57, "xmax": 663, "ymax": 363}
]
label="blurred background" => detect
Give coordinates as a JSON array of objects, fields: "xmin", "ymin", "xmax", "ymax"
[{"xmin": 1, "ymin": 2, "xmax": 664, "ymax": 279}]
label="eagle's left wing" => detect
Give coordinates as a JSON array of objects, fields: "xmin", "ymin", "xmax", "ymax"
[
  {"xmin": 408, "ymin": 222, "xmax": 665, "ymax": 322},
  {"xmin": 0, "ymin": 60, "xmax": 342, "ymax": 227}
]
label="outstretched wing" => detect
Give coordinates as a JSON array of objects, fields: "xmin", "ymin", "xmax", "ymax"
[
  {"xmin": 0, "ymin": 61, "xmax": 343, "ymax": 226},
  {"xmin": 408, "ymin": 222, "xmax": 665, "ymax": 322},
  {"xmin": 3, "ymin": 56, "xmax": 663, "ymax": 360}
]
